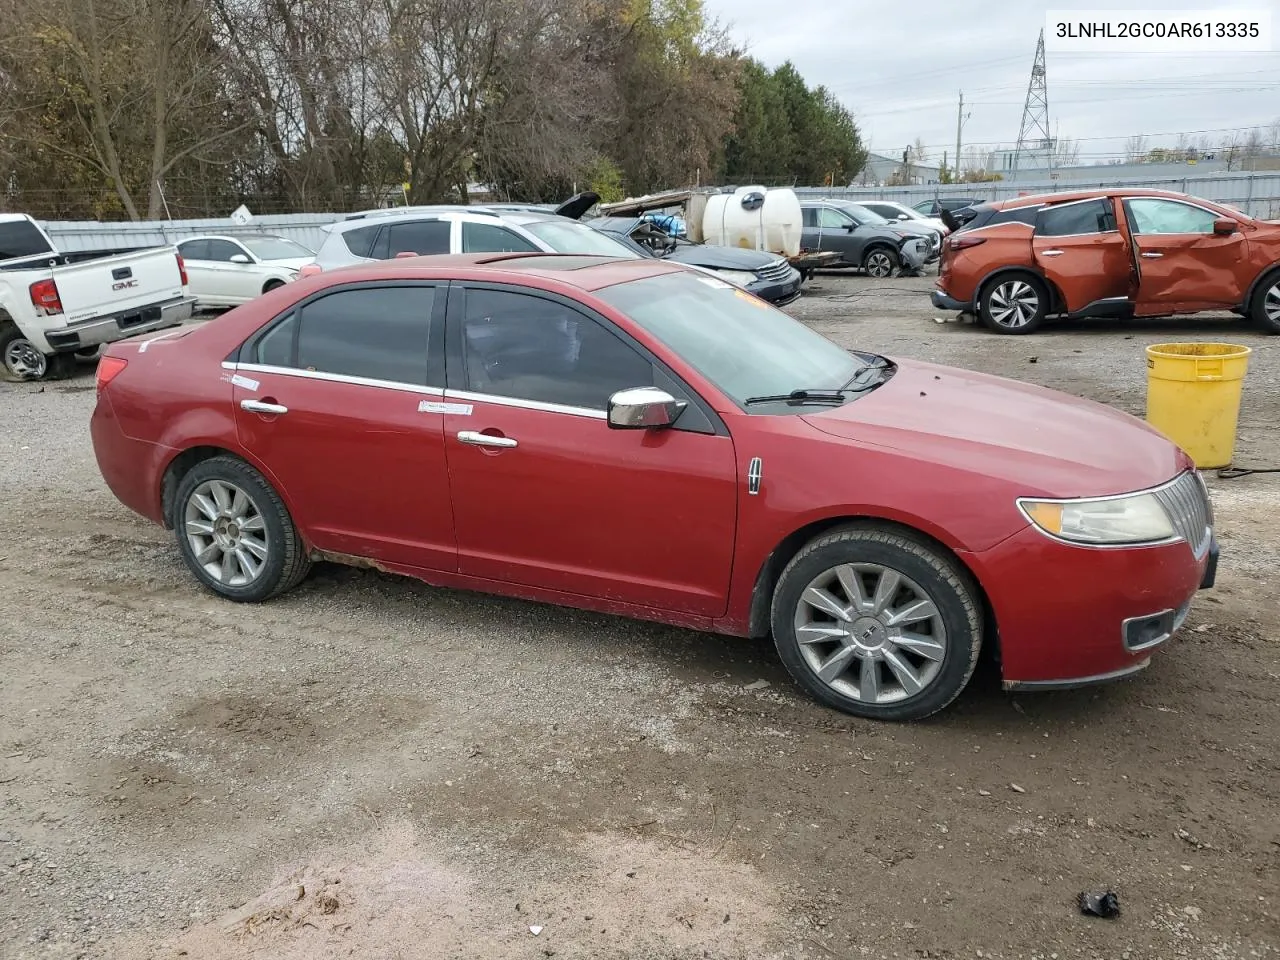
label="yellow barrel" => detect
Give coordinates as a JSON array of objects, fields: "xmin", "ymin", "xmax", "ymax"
[{"xmin": 1145, "ymin": 342, "xmax": 1251, "ymax": 469}]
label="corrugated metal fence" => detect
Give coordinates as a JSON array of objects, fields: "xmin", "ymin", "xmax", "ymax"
[
  {"xmin": 38, "ymin": 214, "xmax": 341, "ymax": 253},
  {"xmin": 794, "ymin": 171, "xmax": 1280, "ymax": 219},
  {"xmin": 35, "ymin": 170, "xmax": 1280, "ymax": 252}
]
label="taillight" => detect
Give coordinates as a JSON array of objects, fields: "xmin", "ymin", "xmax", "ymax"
[
  {"xmin": 176, "ymin": 253, "xmax": 189, "ymax": 286},
  {"xmin": 948, "ymin": 236, "xmax": 987, "ymax": 251},
  {"xmin": 29, "ymin": 278, "xmax": 63, "ymax": 315},
  {"xmin": 96, "ymin": 355, "xmax": 128, "ymax": 394}
]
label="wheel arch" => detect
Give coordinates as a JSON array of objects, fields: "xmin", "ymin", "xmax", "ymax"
[
  {"xmin": 975, "ymin": 266, "xmax": 1064, "ymax": 316},
  {"xmin": 861, "ymin": 240, "xmax": 898, "ymax": 262},
  {"xmin": 158, "ymin": 444, "xmax": 301, "ymax": 535},
  {"xmin": 261, "ymin": 276, "xmax": 288, "ymax": 295},
  {"xmin": 1243, "ymin": 262, "xmax": 1280, "ymax": 311},
  {"xmin": 745, "ymin": 515, "xmax": 1000, "ymax": 660}
]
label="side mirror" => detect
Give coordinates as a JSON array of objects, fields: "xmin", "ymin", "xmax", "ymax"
[
  {"xmin": 229, "ymin": 253, "xmax": 251, "ymax": 264},
  {"xmin": 607, "ymin": 386, "xmax": 686, "ymax": 430},
  {"xmin": 1213, "ymin": 218, "xmax": 1237, "ymax": 235},
  {"xmin": 844, "ymin": 222, "xmax": 857, "ymax": 232}
]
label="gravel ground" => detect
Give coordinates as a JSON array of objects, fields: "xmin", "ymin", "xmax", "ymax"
[{"xmin": 2, "ymin": 273, "xmax": 1278, "ymax": 960}]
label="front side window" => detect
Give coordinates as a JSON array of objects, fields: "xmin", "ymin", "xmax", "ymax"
[
  {"xmin": 461, "ymin": 222, "xmax": 540, "ymax": 253},
  {"xmin": 1036, "ymin": 199, "xmax": 1116, "ymax": 237},
  {"xmin": 1125, "ymin": 199, "xmax": 1219, "ymax": 235},
  {"xmin": 386, "ymin": 220, "xmax": 450, "ymax": 257},
  {"xmin": 460, "ymin": 288, "xmax": 654, "ymax": 410},
  {"xmin": 598, "ymin": 272, "xmax": 863, "ymax": 410},
  {"xmin": 205, "ymin": 239, "xmax": 245, "ymax": 262},
  {"xmin": 250, "ymin": 286, "xmax": 434, "ymax": 385}
]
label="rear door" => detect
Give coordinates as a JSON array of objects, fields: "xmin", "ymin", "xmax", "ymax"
[
  {"xmin": 1032, "ymin": 198, "xmax": 1133, "ymax": 314},
  {"xmin": 1121, "ymin": 197, "xmax": 1250, "ymax": 314},
  {"xmin": 176, "ymin": 240, "xmax": 219, "ymax": 303},
  {"xmin": 231, "ymin": 282, "xmax": 455, "ymax": 570},
  {"xmin": 51, "ymin": 247, "xmax": 185, "ymax": 322},
  {"xmin": 382, "ymin": 219, "xmax": 452, "ymax": 258}
]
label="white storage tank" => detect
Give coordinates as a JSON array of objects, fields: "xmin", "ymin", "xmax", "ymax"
[{"xmin": 700, "ymin": 186, "xmax": 802, "ymax": 258}]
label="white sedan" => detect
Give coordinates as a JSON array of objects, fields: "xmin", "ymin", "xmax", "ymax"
[
  {"xmin": 175, "ymin": 235, "xmax": 315, "ymax": 309},
  {"xmin": 858, "ymin": 201, "xmax": 949, "ymax": 236}
]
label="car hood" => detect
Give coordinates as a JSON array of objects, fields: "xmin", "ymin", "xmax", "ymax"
[
  {"xmin": 884, "ymin": 222, "xmax": 939, "ymax": 238},
  {"xmin": 801, "ymin": 358, "xmax": 1186, "ymax": 497},
  {"xmin": 664, "ymin": 244, "xmax": 779, "ymax": 270}
]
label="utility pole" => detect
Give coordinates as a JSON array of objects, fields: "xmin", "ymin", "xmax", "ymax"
[{"xmin": 954, "ymin": 90, "xmax": 964, "ymax": 181}]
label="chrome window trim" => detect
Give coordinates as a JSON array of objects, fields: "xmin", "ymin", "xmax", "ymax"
[
  {"xmin": 445, "ymin": 388, "xmax": 608, "ymax": 421},
  {"xmin": 225, "ymin": 361, "xmax": 444, "ymax": 397},
  {"xmin": 1014, "ymin": 471, "xmax": 1202, "ymax": 551}
]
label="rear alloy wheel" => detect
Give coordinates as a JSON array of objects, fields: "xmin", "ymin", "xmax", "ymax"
[
  {"xmin": 1, "ymin": 328, "xmax": 48, "ymax": 381},
  {"xmin": 863, "ymin": 247, "xmax": 898, "ymax": 279},
  {"xmin": 1249, "ymin": 273, "xmax": 1280, "ymax": 334},
  {"xmin": 979, "ymin": 275, "xmax": 1047, "ymax": 334},
  {"xmin": 771, "ymin": 524, "xmax": 983, "ymax": 721},
  {"xmin": 173, "ymin": 455, "xmax": 310, "ymax": 602}
]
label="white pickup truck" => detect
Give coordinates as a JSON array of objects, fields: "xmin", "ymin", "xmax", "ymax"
[{"xmin": 0, "ymin": 213, "xmax": 196, "ymax": 381}]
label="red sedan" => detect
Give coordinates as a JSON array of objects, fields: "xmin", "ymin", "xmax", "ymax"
[{"xmin": 91, "ymin": 253, "xmax": 1218, "ymax": 721}]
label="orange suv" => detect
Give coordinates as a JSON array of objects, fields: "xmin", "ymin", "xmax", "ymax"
[{"xmin": 932, "ymin": 189, "xmax": 1280, "ymax": 335}]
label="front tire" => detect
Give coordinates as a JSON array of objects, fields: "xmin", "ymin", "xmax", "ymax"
[
  {"xmin": 1248, "ymin": 272, "xmax": 1280, "ymax": 334},
  {"xmin": 979, "ymin": 274, "xmax": 1048, "ymax": 334},
  {"xmin": 172, "ymin": 455, "xmax": 311, "ymax": 602},
  {"xmin": 863, "ymin": 247, "xmax": 898, "ymax": 279},
  {"xmin": 770, "ymin": 524, "xmax": 983, "ymax": 722}
]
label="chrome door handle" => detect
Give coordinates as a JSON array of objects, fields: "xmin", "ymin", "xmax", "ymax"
[
  {"xmin": 457, "ymin": 430, "xmax": 517, "ymax": 449},
  {"xmin": 1141, "ymin": 251, "xmax": 1164, "ymax": 259},
  {"xmin": 1041, "ymin": 249, "xmax": 1063, "ymax": 257},
  {"xmin": 240, "ymin": 399, "xmax": 288, "ymax": 415}
]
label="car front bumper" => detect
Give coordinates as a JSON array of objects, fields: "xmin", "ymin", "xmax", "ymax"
[
  {"xmin": 43, "ymin": 296, "xmax": 196, "ymax": 353},
  {"xmin": 963, "ymin": 526, "xmax": 1218, "ymax": 691}
]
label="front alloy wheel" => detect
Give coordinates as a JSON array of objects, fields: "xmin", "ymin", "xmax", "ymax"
[
  {"xmin": 864, "ymin": 248, "xmax": 897, "ymax": 279},
  {"xmin": 771, "ymin": 524, "xmax": 983, "ymax": 721},
  {"xmin": 793, "ymin": 562, "xmax": 947, "ymax": 705},
  {"xmin": 1249, "ymin": 275, "xmax": 1280, "ymax": 333}
]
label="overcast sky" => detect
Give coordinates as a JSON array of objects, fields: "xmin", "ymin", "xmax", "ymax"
[{"xmin": 701, "ymin": 0, "xmax": 1280, "ymax": 164}]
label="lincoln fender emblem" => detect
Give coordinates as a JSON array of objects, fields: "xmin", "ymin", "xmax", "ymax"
[{"xmin": 748, "ymin": 457, "xmax": 762, "ymax": 496}]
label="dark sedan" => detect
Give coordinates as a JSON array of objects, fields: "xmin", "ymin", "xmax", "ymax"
[{"xmin": 589, "ymin": 216, "xmax": 802, "ymax": 305}]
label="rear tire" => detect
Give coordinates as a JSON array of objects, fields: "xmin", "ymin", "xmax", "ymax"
[
  {"xmin": 0, "ymin": 325, "xmax": 49, "ymax": 382},
  {"xmin": 770, "ymin": 523, "xmax": 983, "ymax": 722},
  {"xmin": 979, "ymin": 273, "xmax": 1048, "ymax": 334},
  {"xmin": 863, "ymin": 247, "xmax": 898, "ymax": 279},
  {"xmin": 172, "ymin": 455, "xmax": 311, "ymax": 602},
  {"xmin": 1248, "ymin": 272, "xmax": 1280, "ymax": 334}
]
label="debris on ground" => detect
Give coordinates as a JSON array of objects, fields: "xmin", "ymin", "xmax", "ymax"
[
  {"xmin": 743, "ymin": 679, "xmax": 771, "ymax": 692},
  {"xmin": 1078, "ymin": 890, "xmax": 1121, "ymax": 919},
  {"xmin": 530, "ymin": 925, "xmax": 544, "ymax": 935},
  {"xmin": 1010, "ymin": 783, "xmax": 1026, "ymax": 794}
]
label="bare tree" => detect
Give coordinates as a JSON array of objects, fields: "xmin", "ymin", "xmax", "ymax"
[{"xmin": 1124, "ymin": 135, "xmax": 1148, "ymax": 163}]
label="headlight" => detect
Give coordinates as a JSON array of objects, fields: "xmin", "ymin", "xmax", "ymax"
[
  {"xmin": 1018, "ymin": 492, "xmax": 1175, "ymax": 545},
  {"xmin": 714, "ymin": 269, "xmax": 758, "ymax": 288}
]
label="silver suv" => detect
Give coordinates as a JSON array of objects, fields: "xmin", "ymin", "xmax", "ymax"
[{"xmin": 310, "ymin": 206, "xmax": 640, "ymax": 271}]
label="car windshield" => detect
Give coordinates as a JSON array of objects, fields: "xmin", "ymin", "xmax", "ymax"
[
  {"xmin": 240, "ymin": 237, "xmax": 314, "ymax": 260},
  {"xmin": 521, "ymin": 219, "xmax": 643, "ymax": 258},
  {"xmin": 598, "ymin": 271, "xmax": 866, "ymax": 409},
  {"xmin": 842, "ymin": 203, "xmax": 890, "ymax": 226}
]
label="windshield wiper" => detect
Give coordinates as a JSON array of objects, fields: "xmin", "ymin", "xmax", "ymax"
[
  {"xmin": 839, "ymin": 357, "xmax": 894, "ymax": 391},
  {"xmin": 744, "ymin": 389, "xmax": 849, "ymax": 406}
]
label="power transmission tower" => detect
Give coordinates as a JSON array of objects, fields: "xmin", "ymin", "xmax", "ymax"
[{"xmin": 1011, "ymin": 29, "xmax": 1053, "ymax": 181}]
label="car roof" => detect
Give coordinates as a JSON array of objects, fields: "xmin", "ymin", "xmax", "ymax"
[
  {"xmin": 992, "ymin": 187, "xmax": 1218, "ymax": 211},
  {"xmin": 324, "ymin": 207, "xmax": 571, "ymax": 234},
  {"xmin": 177, "ymin": 234, "xmax": 289, "ymax": 242},
  {"xmin": 308, "ymin": 252, "xmax": 682, "ymax": 292}
]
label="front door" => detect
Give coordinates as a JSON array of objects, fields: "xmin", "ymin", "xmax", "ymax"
[
  {"xmin": 441, "ymin": 284, "xmax": 737, "ymax": 617},
  {"xmin": 232, "ymin": 282, "xmax": 456, "ymax": 571},
  {"xmin": 1121, "ymin": 197, "xmax": 1251, "ymax": 315},
  {"xmin": 1032, "ymin": 197, "xmax": 1133, "ymax": 314}
]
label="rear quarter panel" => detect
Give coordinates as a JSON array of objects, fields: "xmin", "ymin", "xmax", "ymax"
[{"xmin": 941, "ymin": 224, "xmax": 1037, "ymax": 303}]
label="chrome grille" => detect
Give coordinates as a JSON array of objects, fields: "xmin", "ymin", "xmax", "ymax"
[
  {"xmin": 1154, "ymin": 471, "xmax": 1213, "ymax": 558},
  {"xmin": 756, "ymin": 259, "xmax": 797, "ymax": 284}
]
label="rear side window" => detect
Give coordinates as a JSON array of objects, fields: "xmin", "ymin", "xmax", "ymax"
[
  {"xmin": 342, "ymin": 225, "xmax": 381, "ymax": 258},
  {"xmin": 177, "ymin": 239, "xmax": 211, "ymax": 260},
  {"xmin": 250, "ymin": 286, "xmax": 435, "ymax": 385},
  {"xmin": 1036, "ymin": 199, "xmax": 1116, "ymax": 237},
  {"xmin": 990, "ymin": 205, "xmax": 1041, "ymax": 226},
  {"xmin": 386, "ymin": 220, "xmax": 450, "ymax": 257},
  {"xmin": 0, "ymin": 219, "xmax": 55, "ymax": 260}
]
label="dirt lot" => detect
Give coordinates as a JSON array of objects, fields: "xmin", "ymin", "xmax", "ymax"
[{"xmin": 2, "ymin": 273, "xmax": 1278, "ymax": 960}]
